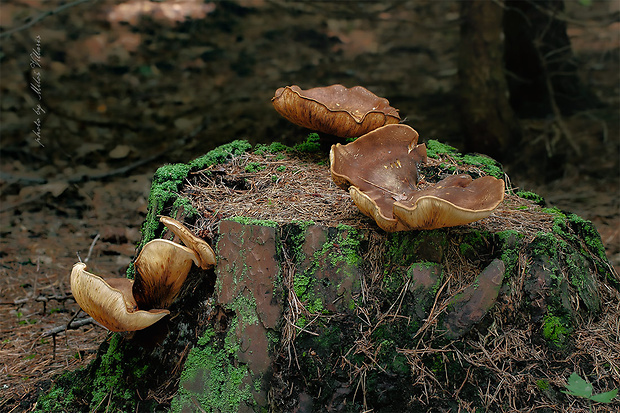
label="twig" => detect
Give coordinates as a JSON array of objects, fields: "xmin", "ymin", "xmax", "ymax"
[
  {"xmin": 42, "ymin": 316, "xmax": 95, "ymax": 337},
  {"xmin": 0, "ymin": 0, "xmax": 96, "ymax": 39},
  {"xmin": 84, "ymin": 233, "xmax": 101, "ymax": 263},
  {"xmin": 1, "ymin": 294, "xmax": 74, "ymax": 314}
]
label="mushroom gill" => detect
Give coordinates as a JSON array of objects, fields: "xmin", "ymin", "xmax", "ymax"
[{"xmin": 272, "ymin": 84, "xmax": 400, "ymax": 138}]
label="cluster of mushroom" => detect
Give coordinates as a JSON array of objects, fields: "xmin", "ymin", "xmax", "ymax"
[
  {"xmin": 272, "ymin": 84, "xmax": 505, "ymax": 232},
  {"xmin": 71, "ymin": 216, "xmax": 215, "ymax": 331}
]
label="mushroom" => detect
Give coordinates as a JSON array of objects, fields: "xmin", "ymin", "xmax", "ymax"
[
  {"xmin": 159, "ymin": 216, "xmax": 215, "ymax": 269},
  {"xmin": 71, "ymin": 263, "xmax": 170, "ymax": 332},
  {"xmin": 272, "ymin": 84, "xmax": 400, "ymax": 138},
  {"xmin": 70, "ymin": 216, "xmax": 216, "ymax": 331},
  {"xmin": 330, "ymin": 124, "xmax": 505, "ymax": 232},
  {"xmin": 330, "ymin": 124, "xmax": 427, "ymax": 232}
]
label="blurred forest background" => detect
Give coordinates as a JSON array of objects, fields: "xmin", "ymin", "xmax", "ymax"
[{"xmin": 0, "ymin": 0, "xmax": 618, "ymax": 410}]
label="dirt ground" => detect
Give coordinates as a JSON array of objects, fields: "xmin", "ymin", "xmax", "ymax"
[{"xmin": 0, "ymin": 1, "xmax": 618, "ymax": 411}]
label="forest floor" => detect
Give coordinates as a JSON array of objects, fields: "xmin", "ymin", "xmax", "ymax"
[{"xmin": 0, "ymin": 1, "xmax": 618, "ymax": 411}]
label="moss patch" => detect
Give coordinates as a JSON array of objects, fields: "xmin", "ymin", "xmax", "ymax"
[
  {"xmin": 516, "ymin": 190, "xmax": 546, "ymax": 206},
  {"xmin": 139, "ymin": 140, "xmax": 252, "ymax": 252},
  {"xmin": 292, "ymin": 133, "xmax": 321, "ymax": 153},
  {"xmin": 424, "ymin": 139, "xmax": 504, "ymax": 178},
  {"xmin": 542, "ymin": 313, "xmax": 571, "ymax": 348},
  {"xmin": 171, "ymin": 322, "xmax": 254, "ymax": 413}
]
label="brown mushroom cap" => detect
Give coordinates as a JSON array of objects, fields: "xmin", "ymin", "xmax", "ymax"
[
  {"xmin": 272, "ymin": 84, "xmax": 400, "ymax": 138},
  {"xmin": 349, "ymin": 175, "xmax": 504, "ymax": 232},
  {"xmin": 330, "ymin": 125, "xmax": 504, "ymax": 231},
  {"xmin": 392, "ymin": 175, "xmax": 505, "ymax": 230},
  {"xmin": 70, "ymin": 263, "xmax": 169, "ymax": 332},
  {"xmin": 330, "ymin": 124, "xmax": 427, "ymax": 222}
]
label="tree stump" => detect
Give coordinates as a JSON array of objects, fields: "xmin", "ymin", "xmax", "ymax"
[{"xmin": 36, "ymin": 139, "xmax": 619, "ymax": 412}]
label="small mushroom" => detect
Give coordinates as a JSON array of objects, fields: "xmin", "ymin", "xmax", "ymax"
[
  {"xmin": 131, "ymin": 239, "xmax": 199, "ymax": 310},
  {"xmin": 159, "ymin": 216, "xmax": 215, "ymax": 269},
  {"xmin": 71, "ymin": 263, "xmax": 170, "ymax": 332},
  {"xmin": 70, "ymin": 216, "xmax": 216, "ymax": 331},
  {"xmin": 272, "ymin": 84, "xmax": 400, "ymax": 138}
]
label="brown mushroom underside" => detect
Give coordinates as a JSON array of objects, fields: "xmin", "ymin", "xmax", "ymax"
[
  {"xmin": 272, "ymin": 84, "xmax": 400, "ymax": 138},
  {"xmin": 132, "ymin": 239, "xmax": 197, "ymax": 310},
  {"xmin": 350, "ymin": 174, "xmax": 505, "ymax": 231}
]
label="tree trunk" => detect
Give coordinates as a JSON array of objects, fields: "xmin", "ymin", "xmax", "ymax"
[
  {"xmin": 35, "ymin": 141, "xmax": 618, "ymax": 412},
  {"xmin": 458, "ymin": 0, "xmax": 521, "ymax": 160},
  {"xmin": 503, "ymin": 0, "xmax": 599, "ymax": 117}
]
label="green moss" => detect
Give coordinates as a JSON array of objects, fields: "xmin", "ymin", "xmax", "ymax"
[
  {"xmin": 331, "ymin": 224, "xmax": 363, "ymax": 267},
  {"xmin": 171, "ymin": 322, "xmax": 254, "ymax": 413},
  {"xmin": 34, "ymin": 368, "xmax": 86, "ymax": 412},
  {"xmin": 90, "ymin": 336, "xmax": 130, "ymax": 411},
  {"xmin": 227, "ymin": 216, "xmax": 278, "ymax": 228},
  {"xmin": 542, "ymin": 313, "xmax": 571, "ymax": 348},
  {"xmin": 138, "ymin": 140, "xmax": 252, "ymax": 255},
  {"xmin": 566, "ymin": 213, "xmax": 608, "ymax": 264},
  {"xmin": 424, "ymin": 139, "xmax": 504, "ymax": 178},
  {"xmin": 172, "ymin": 196, "xmax": 199, "ymax": 217},
  {"xmin": 495, "ymin": 230, "xmax": 523, "ymax": 277},
  {"xmin": 286, "ymin": 220, "xmax": 315, "ymax": 263},
  {"xmin": 36, "ymin": 333, "xmax": 162, "ymax": 412},
  {"xmin": 461, "ymin": 154, "xmax": 504, "ymax": 179},
  {"xmin": 189, "ymin": 140, "xmax": 253, "ymax": 170},
  {"xmin": 387, "ymin": 232, "xmax": 419, "ymax": 266},
  {"xmin": 293, "ymin": 133, "xmax": 321, "ymax": 153},
  {"xmin": 253, "ymin": 141, "xmax": 289, "ymax": 155},
  {"xmin": 376, "ymin": 339, "xmax": 410, "ymax": 375},
  {"xmin": 276, "ymin": 165, "xmax": 286, "ymax": 172},
  {"xmin": 387, "ymin": 230, "xmax": 447, "ymax": 265},
  {"xmin": 536, "ymin": 379, "xmax": 550, "ymax": 391},
  {"xmin": 425, "ymin": 139, "xmax": 459, "ymax": 158},
  {"xmin": 229, "ymin": 292, "xmax": 260, "ymax": 326},
  {"xmin": 245, "ymin": 162, "xmax": 267, "ymax": 173},
  {"xmin": 516, "ymin": 190, "xmax": 546, "ymax": 206},
  {"xmin": 291, "ymin": 225, "xmax": 363, "ymax": 315}
]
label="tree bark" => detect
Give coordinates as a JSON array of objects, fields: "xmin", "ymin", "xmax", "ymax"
[{"xmin": 458, "ymin": 0, "xmax": 521, "ymax": 161}]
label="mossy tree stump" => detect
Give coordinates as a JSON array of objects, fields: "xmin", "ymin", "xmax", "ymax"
[{"xmin": 36, "ymin": 139, "xmax": 619, "ymax": 412}]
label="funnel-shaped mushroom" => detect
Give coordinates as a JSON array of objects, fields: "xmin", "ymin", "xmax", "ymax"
[
  {"xmin": 70, "ymin": 216, "xmax": 216, "ymax": 331},
  {"xmin": 71, "ymin": 263, "xmax": 170, "ymax": 332},
  {"xmin": 132, "ymin": 239, "xmax": 199, "ymax": 310},
  {"xmin": 330, "ymin": 124, "xmax": 427, "ymax": 231},
  {"xmin": 272, "ymin": 84, "xmax": 400, "ymax": 138}
]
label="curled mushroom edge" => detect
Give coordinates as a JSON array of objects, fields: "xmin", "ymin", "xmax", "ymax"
[
  {"xmin": 272, "ymin": 84, "xmax": 400, "ymax": 138},
  {"xmin": 70, "ymin": 216, "xmax": 216, "ymax": 332}
]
